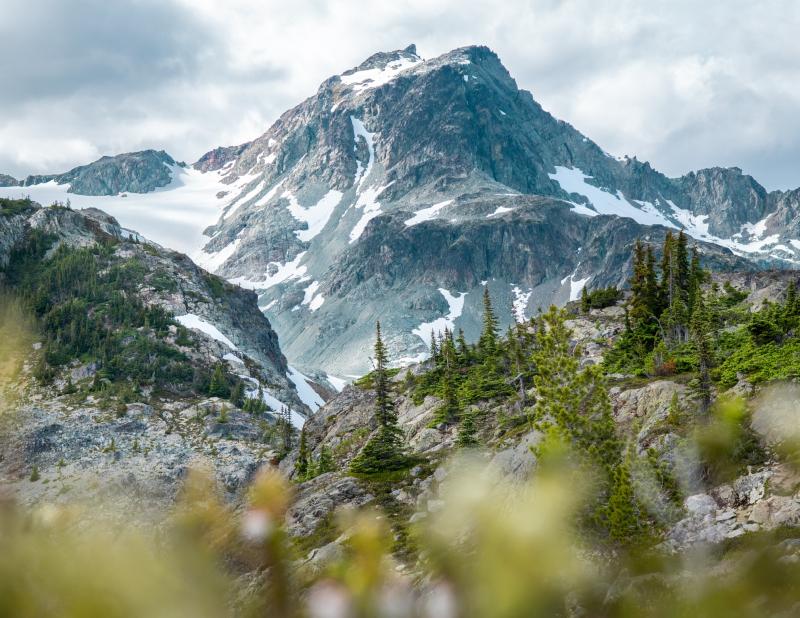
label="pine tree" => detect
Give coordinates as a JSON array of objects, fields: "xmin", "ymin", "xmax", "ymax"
[
  {"xmin": 208, "ymin": 363, "xmax": 229, "ymax": 398},
  {"xmin": 433, "ymin": 364, "xmax": 459, "ymax": 426},
  {"xmin": 629, "ymin": 241, "xmax": 650, "ymax": 326},
  {"xmin": 478, "ymin": 286, "xmax": 498, "ymax": 356},
  {"xmin": 295, "ymin": 426, "xmax": 309, "ymax": 480},
  {"xmin": 580, "ymin": 286, "xmax": 590, "ymax": 313},
  {"xmin": 691, "ymin": 293, "xmax": 713, "ymax": 414},
  {"xmin": 429, "ymin": 331, "xmax": 439, "ymax": 363},
  {"xmin": 532, "ymin": 306, "xmax": 620, "ymax": 474},
  {"xmin": 675, "ymin": 230, "xmax": 690, "ymax": 301},
  {"xmin": 785, "ymin": 280, "xmax": 798, "ymax": 319},
  {"xmin": 316, "ymin": 446, "xmax": 334, "ymax": 475},
  {"xmin": 687, "ymin": 247, "xmax": 704, "ymax": 313},
  {"xmin": 660, "ymin": 230, "xmax": 676, "ymax": 310},
  {"xmin": 456, "ymin": 410, "xmax": 479, "ymax": 448},
  {"xmin": 605, "ymin": 448, "xmax": 646, "ymax": 543},
  {"xmin": 350, "ymin": 322, "xmax": 409, "ymax": 474},
  {"xmin": 229, "ymin": 380, "xmax": 244, "ymax": 408},
  {"xmin": 456, "ymin": 328, "xmax": 470, "ymax": 365}
]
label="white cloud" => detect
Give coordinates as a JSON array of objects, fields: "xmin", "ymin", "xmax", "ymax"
[{"xmin": 3, "ymin": 0, "xmax": 800, "ymax": 190}]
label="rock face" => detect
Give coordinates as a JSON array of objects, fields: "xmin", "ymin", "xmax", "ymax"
[
  {"xmin": 0, "ymin": 174, "xmax": 18, "ymax": 187},
  {"xmin": 22, "ymin": 150, "xmax": 177, "ymax": 196}
]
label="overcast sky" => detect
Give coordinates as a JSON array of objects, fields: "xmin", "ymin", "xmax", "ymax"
[{"xmin": 2, "ymin": 0, "xmax": 800, "ymax": 189}]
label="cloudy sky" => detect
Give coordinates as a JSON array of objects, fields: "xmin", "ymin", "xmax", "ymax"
[{"xmin": 3, "ymin": 0, "xmax": 800, "ymax": 189}]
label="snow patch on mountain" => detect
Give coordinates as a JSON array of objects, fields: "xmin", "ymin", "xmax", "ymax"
[
  {"xmin": 511, "ymin": 285, "xmax": 533, "ymax": 322},
  {"xmin": 549, "ymin": 166, "xmax": 674, "ymax": 228},
  {"xmin": 350, "ymin": 116, "xmax": 375, "ymax": 188},
  {"xmin": 405, "ymin": 199, "xmax": 453, "ymax": 226},
  {"xmin": 560, "ymin": 271, "xmax": 591, "ymax": 302},
  {"xmin": 488, "ymin": 205, "xmax": 514, "ymax": 218},
  {"xmin": 301, "ymin": 280, "xmax": 325, "ymax": 312},
  {"xmin": 412, "ymin": 288, "xmax": 468, "ymax": 346},
  {"xmin": 228, "ymin": 252, "xmax": 309, "ymax": 290},
  {"xmin": 340, "ymin": 55, "xmax": 421, "ymax": 93},
  {"xmin": 195, "ymin": 237, "xmax": 242, "ymax": 272},
  {"xmin": 175, "ymin": 314, "xmax": 237, "ymax": 350},
  {"xmin": 287, "ymin": 365, "xmax": 326, "ymax": 412},
  {"xmin": 285, "ymin": 189, "xmax": 343, "ymax": 241},
  {"xmin": 349, "ymin": 183, "xmax": 392, "ymax": 243}
]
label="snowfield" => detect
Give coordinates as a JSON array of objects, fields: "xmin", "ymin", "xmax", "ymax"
[
  {"xmin": 0, "ymin": 166, "xmax": 229, "ymax": 256},
  {"xmin": 412, "ymin": 288, "xmax": 468, "ymax": 347},
  {"xmin": 174, "ymin": 314, "xmax": 237, "ymax": 350}
]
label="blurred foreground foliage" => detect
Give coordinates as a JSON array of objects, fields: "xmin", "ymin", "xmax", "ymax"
[{"xmin": 2, "ymin": 444, "xmax": 800, "ymax": 618}]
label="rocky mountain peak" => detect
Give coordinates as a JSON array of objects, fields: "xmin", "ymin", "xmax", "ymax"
[{"xmin": 343, "ymin": 44, "xmax": 421, "ymax": 76}]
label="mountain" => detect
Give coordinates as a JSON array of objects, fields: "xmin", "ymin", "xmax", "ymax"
[
  {"xmin": 6, "ymin": 44, "xmax": 800, "ymax": 377},
  {"xmin": 0, "ymin": 174, "xmax": 18, "ymax": 187},
  {"xmin": 21, "ymin": 150, "xmax": 178, "ymax": 196},
  {"xmin": 189, "ymin": 45, "xmax": 766, "ymax": 375}
]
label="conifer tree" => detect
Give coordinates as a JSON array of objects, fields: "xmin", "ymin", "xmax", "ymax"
[
  {"xmin": 350, "ymin": 322, "xmax": 408, "ymax": 474},
  {"xmin": 229, "ymin": 380, "xmax": 244, "ymax": 408},
  {"xmin": 478, "ymin": 286, "xmax": 498, "ymax": 356},
  {"xmin": 675, "ymin": 230, "xmax": 690, "ymax": 299},
  {"xmin": 316, "ymin": 446, "xmax": 334, "ymax": 475},
  {"xmin": 691, "ymin": 293, "xmax": 713, "ymax": 414},
  {"xmin": 208, "ymin": 363, "xmax": 228, "ymax": 398},
  {"xmin": 456, "ymin": 410, "xmax": 479, "ymax": 448},
  {"xmin": 456, "ymin": 328, "xmax": 470, "ymax": 364},
  {"xmin": 687, "ymin": 247, "xmax": 704, "ymax": 313},
  {"xmin": 785, "ymin": 280, "xmax": 798, "ymax": 319},
  {"xmin": 295, "ymin": 426, "xmax": 309, "ymax": 480},
  {"xmin": 660, "ymin": 231, "xmax": 676, "ymax": 310},
  {"xmin": 532, "ymin": 306, "xmax": 620, "ymax": 473},
  {"xmin": 429, "ymin": 331, "xmax": 439, "ymax": 363},
  {"xmin": 433, "ymin": 364, "xmax": 460, "ymax": 426},
  {"xmin": 605, "ymin": 448, "xmax": 646, "ymax": 543},
  {"xmin": 645, "ymin": 245, "xmax": 659, "ymax": 316},
  {"xmin": 580, "ymin": 286, "xmax": 590, "ymax": 313}
]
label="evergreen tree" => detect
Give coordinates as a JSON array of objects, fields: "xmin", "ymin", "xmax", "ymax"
[
  {"xmin": 605, "ymin": 448, "xmax": 646, "ymax": 543},
  {"xmin": 687, "ymin": 247, "xmax": 705, "ymax": 313},
  {"xmin": 580, "ymin": 286, "xmax": 590, "ymax": 313},
  {"xmin": 660, "ymin": 230, "xmax": 676, "ymax": 310},
  {"xmin": 429, "ymin": 331, "xmax": 439, "ymax": 363},
  {"xmin": 477, "ymin": 286, "xmax": 498, "ymax": 356},
  {"xmin": 675, "ymin": 230, "xmax": 690, "ymax": 300},
  {"xmin": 456, "ymin": 328, "xmax": 470, "ymax": 364},
  {"xmin": 456, "ymin": 410, "xmax": 479, "ymax": 448},
  {"xmin": 532, "ymin": 306, "xmax": 620, "ymax": 474},
  {"xmin": 295, "ymin": 426, "xmax": 310, "ymax": 480},
  {"xmin": 315, "ymin": 446, "xmax": 335, "ymax": 475},
  {"xmin": 208, "ymin": 363, "xmax": 229, "ymax": 398},
  {"xmin": 229, "ymin": 380, "xmax": 244, "ymax": 408},
  {"xmin": 629, "ymin": 241, "xmax": 650, "ymax": 326},
  {"xmin": 350, "ymin": 322, "xmax": 409, "ymax": 474},
  {"xmin": 433, "ymin": 365, "xmax": 460, "ymax": 426},
  {"xmin": 645, "ymin": 245, "xmax": 659, "ymax": 316},
  {"xmin": 785, "ymin": 280, "xmax": 798, "ymax": 319},
  {"xmin": 691, "ymin": 293, "xmax": 713, "ymax": 414}
]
